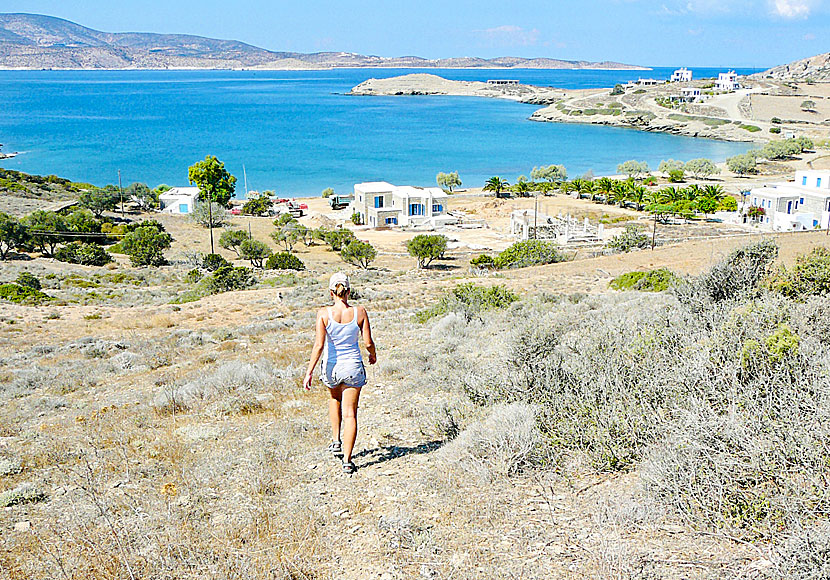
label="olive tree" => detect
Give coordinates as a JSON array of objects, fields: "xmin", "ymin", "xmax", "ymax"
[
  {"xmin": 727, "ymin": 154, "xmax": 757, "ymax": 176},
  {"xmin": 239, "ymin": 239, "xmax": 272, "ymax": 268},
  {"xmin": 219, "ymin": 229, "xmax": 250, "ymax": 257},
  {"xmin": 340, "ymin": 240, "xmax": 377, "ymax": 269},
  {"xmin": 191, "ymin": 202, "xmax": 229, "ymax": 228},
  {"xmin": 121, "ymin": 226, "xmax": 173, "ymax": 267},
  {"xmin": 22, "ymin": 210, "xmax": 67, "ymax": 256},
  {"xmin": 684, "ymin": 158, "xmax": 721, "ymax": 180},
  {"xmin": 617, "ymin": 160, "xmax": 650, "ymax": 180},
  {"xmin": 406, "ymin": 234, "xmax": 448, "ymax": 269},
  {"xmin": 78, "ymin": 187, "xmax": 118, "ymax": 218},
  {"xmin": 530, "ymin": 164, "xmax": 567, "ymax": 183},
  {"xmin": 126, "ymin": 182, "xmax": 158, "ymax": 211},
  {"xmin": 436, "ymin": 171, "xmax": 462, "ymax": 192},
  {"xmin": 0, "ymin": 212, "xmax": 27, "ymax": 259}
]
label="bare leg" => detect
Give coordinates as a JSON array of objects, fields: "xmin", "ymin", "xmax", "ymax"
[
  {"xmin": 327, "ymin": 385, "xmax": 343, "ymax": 443},
  {"xmin": 341, "ymin": 386, "xmax": 361, "ymax": 463}
]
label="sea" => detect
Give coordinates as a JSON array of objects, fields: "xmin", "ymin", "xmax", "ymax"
[{"xmin": 0, "ymin": 67, "xmax": 756, "ymax": 198}]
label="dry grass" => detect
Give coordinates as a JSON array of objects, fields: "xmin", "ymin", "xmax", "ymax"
[{"xmin": 2, "ymin": 212, "xmax": 829, "ymax": 578}]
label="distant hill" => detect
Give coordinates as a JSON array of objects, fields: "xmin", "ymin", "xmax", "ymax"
[
  {"xmin": 754, "ymin": 52, "xmax": 830, "ymax": 82},
  {"xmin": 0, "ymin": 13, "xmax": 648, "ymax": 71}
]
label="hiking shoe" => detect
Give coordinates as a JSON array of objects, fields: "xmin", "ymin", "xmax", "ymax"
[
  {"xmin": 342, "ymin": 460, "xmax": 356, "ymax": 475},
  {"xmin": 327, "ymin": 441, "xmax": 343, "ymax": 457}
]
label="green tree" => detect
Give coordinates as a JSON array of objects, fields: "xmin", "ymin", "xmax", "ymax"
[
  {"xmin": 126, "ymin": 183, "xmax": 158, "ymax": 211},
  {"xmin": 406, "ymin": 234, "xmax": 448, "ymax": 268},
  {"xmin": 719, "ymin": 196, "xmax": 738, "ymax": 211},
  {"xmin": 239, "ymin": 239, "xmax": 272, "ymax": 268},
  {"xmin": 266, "ymin": 252, "xmax": 305, "ymax": 270},
  {"xmin": 801, "ymin": 99, "xmax": 817, "ymax": 112},
  {"xmin": 78, "ymin": 187, "xmax": 118, "ymax": 218},
  {"xmin": 727, "ymin": 154, "xmax": 757, "ymax": 176},
  {"xmin": 483, "ymin": 177, "xmax": 510, "ymax": 198},
  {"xmin": 188, "ymin": 156, "xmax": 237, "ymax": 207},
  {"xmin": 436, "ymin": 171, "xmax": 462, "ymax": 192},
  {"xmin": 0, "ymin": 212, "xmax": 28, "ymax": 259},
  {"xmin": 321, "ymin": 187, "xmax": 335, "ymax": 198},
  {"xmin": 514, "ymin": 180, "xmax": 531, "ymax": 197},
  {"xmin": 242, "ymin": 194, "xmax": 273, "ymax": 216},
  {"xmin": 530, "ymin": 164, "xmax": 567, "ymax": 183},
  {"xmin": 617, "ymin": 160, "xmax": 650, "ymax": 180},
  {"xmin": 626, "ymin": 184, "xmax": 649, "ymax": 211},
  {"xmin": 607, "ymin": 224, "xmax": 650, "ymax": 252},
  {"xmin": 54, "ymin": 242, "xmax": 113, "ymax": 266},
  {"xmin": 610, "ymin": 84, "xmax": 624, "ymax": 96},
  {"xmin": 65, "ymin": 209, "xmax": 102, "ymax": 234},
  {"xmin": 658, "ymin": 159, "xmax": 684, "ymax": 174},
  {"xmin": 121, "ymin": 226, "xmax": 173, "ymax": 267},
  {"xmin": 22, "ymin": 210, "xmax": 67, "ymax": 256},
  {"xmin": 684, "ymin": 158, "xmax": 721, "ymax": 180},
  {"xmin": 341, "ymin": 240, "xmax": 377, "ymax": 269},
  {"xmin": 696, "ymin": 196, "xmax": 719, "ymax": 217},
  {"xmin": 202, "ymin": 253, "xmax": 231, "ymax": 271},
  {"xmin": 191, "ymin": 202, "xmax": 229, "ymax": 228},
  {"xmin": 188, "ymin": 155, "xmax": 237, "ymax": 254},
  {"xmin": 270, "ymin": 221, "xmax": 303, "ymax": 252},
  {"xmin": 219, "ymin": 229, "xmax": 250, "ymax": 257}
]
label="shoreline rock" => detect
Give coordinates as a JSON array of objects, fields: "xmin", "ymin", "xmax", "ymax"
[{"xmin": 350, "ymin": 73, "xmax": 830, "ymax": 145}]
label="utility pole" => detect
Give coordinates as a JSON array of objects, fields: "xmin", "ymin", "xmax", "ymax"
[
  {"xmin": 651, "ymin": 213, "xmax": 658, "ymax": 250},
  {"xmin": 118, "ymin": 170, "xmax": 124, "ymax": 217},
  {"xmin": 207, "ymin": 188, "xmax": 215, "ymax": 254}
]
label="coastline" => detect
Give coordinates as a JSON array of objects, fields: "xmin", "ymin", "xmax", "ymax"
[
  {"xmin": 349, "ymin": 73, "xmax": 830, "ymax": 145},
  {"xmin": 0, "ymin": 65, "xmax": 652, "ymax": 72}
]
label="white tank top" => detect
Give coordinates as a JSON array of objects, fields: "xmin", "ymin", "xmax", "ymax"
[{"xmin": 323, "ymin": 306, "xmax": 362, "ymax": 366}]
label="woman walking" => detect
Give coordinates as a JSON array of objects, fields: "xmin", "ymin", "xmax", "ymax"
[{"xmin": 303, "ymin": 273, "xmax": 376, "ymax": 474}]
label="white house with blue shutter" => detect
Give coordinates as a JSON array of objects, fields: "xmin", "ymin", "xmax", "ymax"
[
  {"xmin": 159, "ymin": 187, "xmax": 200, "ymax": 215},
  {"xmin": 748, "ymin": 170, "xmax": 830, "ymax": 231},
  {"xmin": 351, "ymin": 182, "xmax": 454, "ymax": 228}
]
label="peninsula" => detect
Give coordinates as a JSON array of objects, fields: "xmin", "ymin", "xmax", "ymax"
[
  {"xmin": 0, "ymin": 13, "xmax": 648, "ymax": 71},
  {"xmin": 350, "ymin": 64, "xmax": 830, "ymax": 144}
]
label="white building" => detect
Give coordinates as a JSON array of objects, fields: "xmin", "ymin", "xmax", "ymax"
[
  {"xmin": 715, "ymin": 70, "xmax": 740, "ymax": 92},
  {"xmin": 351, "ymin": 182, "xmax": 455, "ymax": 228},
  {"xmin": 637, "ymin": 78, "xmax": 662, "ymax": 86},
  {"xmin": 748, "ymin": 170, "xmax": 830, "ymax": 231},
  {"xmin": 159, "ymin": 187, "xmax": 200, "ymax": 214},
  {"xmin": 671, "ymin": 67, "xmax": 693, "ymax": 82},
  {"xmin": 671, "ymin": 87, "xmax": 702, "ymax": 102}
]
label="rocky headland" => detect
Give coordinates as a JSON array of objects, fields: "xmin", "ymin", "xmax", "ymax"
[{"xmin": 351, "ymin": 73, "xmax": 830, "ymax": 144}]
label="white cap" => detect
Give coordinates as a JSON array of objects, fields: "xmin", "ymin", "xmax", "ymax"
[{"xmin": 328, "ymin": 272, "xmax": 350, "ymax": 291}]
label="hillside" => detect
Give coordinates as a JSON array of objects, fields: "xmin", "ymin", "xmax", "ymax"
[
  {"xmin": 754, "ymin": 52, "xmax": 830, "ymax": 81},
  {"xmin": 0, "ymin": 13, "xmax": 648, "ymax": 71}
]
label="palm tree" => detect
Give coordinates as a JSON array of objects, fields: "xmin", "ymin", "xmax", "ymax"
[
  {"xmin": 514, "ymin": 180, "xmax": 531, "ymax": 197},
  {"xmin": 559, "ymin": 181, "xmax": 575, "ymax": 197},
  {"xmin": 484, "ymin": 176, "xmax": 510, "ymax": 198},
  {"xmin": 683, "ymin": 184, "xmax": 703, "ymax": 202},
  {"xmin": 594, "ymin": 177, "xmax": 614, "ymax": 203},
  {"xmin": 658, "ymin": 186, "xmax": 683, "ymax": 204},
  {"xmin": 610, "ymin": 181, "xmax": 628, "ymax": 206},
  {"xmin": 579, "ymin": 180, "xmax": 596, "ymax": 201},
  {"xmin": 702, "ymin": 184, "xmax": 725, "ymax": 202},
  {"xmin": 626, "ymin": 184, "xmax": 649, "ymax": 211}
]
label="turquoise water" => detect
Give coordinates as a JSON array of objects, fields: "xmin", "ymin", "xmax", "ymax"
[{"xmin": 0, "ymin": 68, "xmax": 754, "ymax": 197}]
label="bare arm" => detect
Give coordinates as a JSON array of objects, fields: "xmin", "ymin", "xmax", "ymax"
[
  {"xmin": 358, "ymin": 306, "xmax": 377, "ymax": 365},
  {"xmin": 303, "ymin": 309, "xmax": 327, "ymax": 389}
]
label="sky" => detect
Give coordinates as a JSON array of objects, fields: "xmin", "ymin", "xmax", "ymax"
[{"xmin": 2, "ymin": 0, "xmax": 828, "ymax": 68}]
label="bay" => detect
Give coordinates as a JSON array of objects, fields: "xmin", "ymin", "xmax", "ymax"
[{"xmin": 0, "ymin": 67, "xmax": 754, "ymax": 197}]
